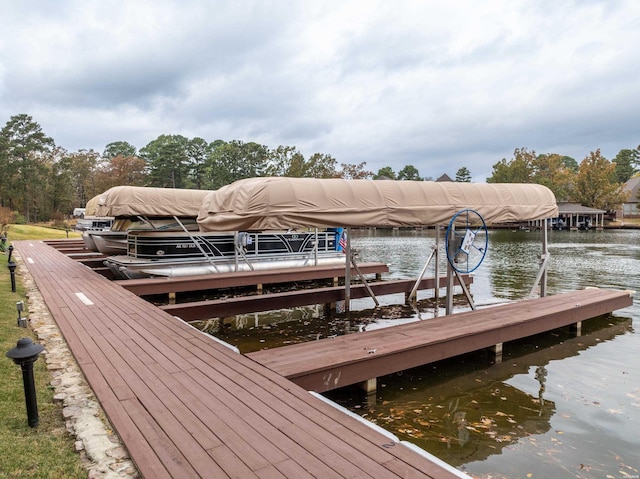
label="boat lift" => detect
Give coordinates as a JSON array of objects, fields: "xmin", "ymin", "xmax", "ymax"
[{"xmin": 343, "ymin": 209, "xmax": 552, "ymax": 316}]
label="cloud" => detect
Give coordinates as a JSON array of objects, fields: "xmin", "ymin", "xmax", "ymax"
[{"xmin": 1, "ymin": 0, "xmax": 639, "ymax": 182}]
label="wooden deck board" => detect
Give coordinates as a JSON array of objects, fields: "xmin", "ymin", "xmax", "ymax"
[
  {"xmin": 80, "ymin": 364, "xmax": 173, "ymax": 479},
  {"xmin": 176, "ymin": 333, "xmax": 432, "ymax": 476},
  {"xmin": 15, "ymin": 240, "xmax": 459, "ymax": 479},
  {"xmin": 121, "ymin": 398, "xmax": 206, "ymax": 479},
  {"xmin": 180, "ymin": 334, "xmax": 434, "ymax": 473},
  {"xmin": 248, "ymin": 288, "xmax": 633, "ymax": 392},
  {"xmin": 116, "ymin": 262, "xmax": 389, "ymax": 296}
]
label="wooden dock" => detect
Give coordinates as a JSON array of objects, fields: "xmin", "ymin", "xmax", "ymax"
[
  {"xmin": 115, "ymin": 262, "xmax": 389, "ymax": 296},
  {"xmin": 159, "ymin": 275, "xmax": 471, "ymax": 320},
  {"xmin": 247, "ymin": 288, "xmax": 633, "ymax": 393},
  {"xmin": 16, "ymin": 239, "xmax": 469, "ymax": 479}
]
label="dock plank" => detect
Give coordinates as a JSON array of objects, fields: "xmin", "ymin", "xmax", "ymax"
[{"xmin": 81, "ymin": 364, "xmax": 173, "ymax": 479}]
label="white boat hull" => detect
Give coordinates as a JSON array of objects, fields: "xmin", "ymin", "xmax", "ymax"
[{"xmin": 106, "ymin": 253, "xmax": 347, "ymax": 279}]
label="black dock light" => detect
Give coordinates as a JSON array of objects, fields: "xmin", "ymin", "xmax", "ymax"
[
  {"xmin": 16, "ymin": 301, "xmax": 27, "ymax": 328},
  {"xmin": 8, "ymin": 260, "xmax": 17, "ymax": 292},
  {"xmin": 7, "ymin": 244, "xmax": 14, "ymax": 262},
  {"xmin": 6, "ymin": 338, "xmax": 45, "ymax": 427}
]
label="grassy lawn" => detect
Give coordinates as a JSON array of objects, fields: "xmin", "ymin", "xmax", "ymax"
[
  {"xmin": 1, "ymin": 226, "xmax": 86, "ymax": 478},
  {"xmin": 4, "ymin": 224, "xmax": 82, "ymax": 241}
]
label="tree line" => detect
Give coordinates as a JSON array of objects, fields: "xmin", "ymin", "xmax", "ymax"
[
  {"xmin": 487, "ymin": 147, "xmax": 639, "ymax": 211},
  {"xmin": 0, "ymin": 114, "xmax": 638, "ymax": 224}
]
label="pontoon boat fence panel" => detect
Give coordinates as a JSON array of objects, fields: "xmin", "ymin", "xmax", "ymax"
[
  {"xmin": 94, "ymin": 186, "xmax": 212, "ymax": 218},
  {"xmin": 197, "ymin": 177, "xmax": 558, "ymax": 231}
]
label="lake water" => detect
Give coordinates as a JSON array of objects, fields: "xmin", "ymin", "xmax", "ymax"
[{"xmin": 195, "ymin": 228, "xmax": 640, "ymax": 479}]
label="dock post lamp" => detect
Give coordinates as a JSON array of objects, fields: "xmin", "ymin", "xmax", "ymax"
[
  {"xmin": 16, "ymin": 301, "xmax": 27, "ymax": 328},
  {"xmin": 6, "ymin": 338, "xmax": 45, "ymax": 427},
  {"xmin": 8, "ymin": 260, "xmax": 17, "ymax": 292},
  {"xmin": 7, "ymin": 244, "xmax": 14, "ymax": 262}
]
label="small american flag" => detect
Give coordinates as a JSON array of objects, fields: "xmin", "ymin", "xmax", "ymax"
[{"xmin": 339, "ymin": 231, "xmax": 347, "ymax": 252}]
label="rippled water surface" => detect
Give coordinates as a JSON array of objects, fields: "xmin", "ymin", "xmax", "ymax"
[{"xmin": 197, "ymin": 228, "xmax": 640, "ymax": 479}]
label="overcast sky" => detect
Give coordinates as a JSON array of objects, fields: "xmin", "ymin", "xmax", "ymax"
[{"xmin": 1, "ymin": 1, "xmax": 639, "ymax": 181}]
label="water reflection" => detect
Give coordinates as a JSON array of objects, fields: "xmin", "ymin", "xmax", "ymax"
[{"xmin": 482, "ymin": 229, "xmax": 541, "ymax": 300}]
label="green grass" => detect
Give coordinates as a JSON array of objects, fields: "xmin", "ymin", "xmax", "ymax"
[
  {"xmin": 5, "ymin": 224, "xmax": 82, "ymax": 242},
  {"xmin": 1, "ymin": 227, "xmax": 86, "ymax": 478}
]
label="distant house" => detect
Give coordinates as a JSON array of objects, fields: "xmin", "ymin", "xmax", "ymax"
[
  {"xmin": 621, "ymin": 177, "xmax": 640, "ymax": 218},
  {"xmin": 436, "ymin": 173, "xmax": 454, "ymax": 182}
]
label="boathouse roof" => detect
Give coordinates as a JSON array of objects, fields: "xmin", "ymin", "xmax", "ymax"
[
  {"xmin": 557, "ymin": 201, "xmax": 606, "ymax": 215},
  {"xmin": 198, "ymin": 177, "xmax": 558, "ymax": 230}
]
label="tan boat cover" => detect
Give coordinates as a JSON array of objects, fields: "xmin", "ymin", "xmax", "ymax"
[
  {"xmin": 197, "ymin": 177, "xmax": 558, "ymax": 230},
  {"xmin": 84, "ymin": 195, "xmax": 100, "ymax": 217},
  {"xmin": 94, "ymin": 186, "xmax": 211, "ymax": 218}
]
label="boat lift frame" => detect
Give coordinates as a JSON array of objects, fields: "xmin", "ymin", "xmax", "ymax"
[{"xmin": 342, "ymin": 221, "xmax": 552, "ymax": 315}]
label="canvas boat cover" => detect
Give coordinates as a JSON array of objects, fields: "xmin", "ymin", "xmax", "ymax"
[
  {"xmin": 197, "ymin": 177, "xmax": 558, "ymax": 231},
  {"xmin": 94, "ymin": 186, "xmax": 211, "ymax": 218},
  {"xmin": 84, "ymin": 195, "xmax": 100, "ymax": 217}
]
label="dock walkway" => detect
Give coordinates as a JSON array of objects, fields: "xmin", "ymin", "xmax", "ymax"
[
  {"xmin": 115, "ymin": 262, "xmax": 389, "ymax": 296},
  {"xmin": 159, "ymin": 275, "xmax": 471, "ymax": 320},
  {"xmin": 247, "ymin": 288, "xmax": 633, "ymax": 393},
  {"xmin": 16, "ymin": 239, "xmax": 466, "ymax": 479}
]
